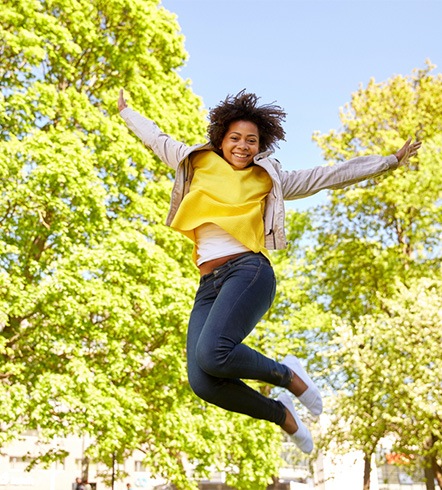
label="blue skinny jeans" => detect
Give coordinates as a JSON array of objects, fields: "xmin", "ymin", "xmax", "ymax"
[{"xmin": 187, "ymin": 252, "xmax": 291, "ymax": 426}]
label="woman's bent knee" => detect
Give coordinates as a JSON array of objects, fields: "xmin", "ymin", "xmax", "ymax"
[{"xmin": 195, "ymin": 343, "xmax": 228, "ymax": 377}]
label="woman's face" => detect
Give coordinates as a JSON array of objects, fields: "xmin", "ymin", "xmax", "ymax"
[{"xmin": 219, "ymin": 120, "xmax": 260, "ymax": 169}]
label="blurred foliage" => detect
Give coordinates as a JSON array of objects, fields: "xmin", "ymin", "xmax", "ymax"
[
  {"xmin": 309, "ymin": 61, "xmax": 442, "ymax": 488},
  {"xmin": 0, "ymin": 0, "xmax": 288, "ymax": 488}
]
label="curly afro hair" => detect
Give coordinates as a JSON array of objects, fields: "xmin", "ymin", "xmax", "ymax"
[{"xmin": 207, "ymin": 90, "xmax": 287, "ymax": 153}]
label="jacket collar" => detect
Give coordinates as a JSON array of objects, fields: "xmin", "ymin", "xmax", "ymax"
[{"xmin": 254, "ymin": 150, "xmax": 274, "ymax": 161}]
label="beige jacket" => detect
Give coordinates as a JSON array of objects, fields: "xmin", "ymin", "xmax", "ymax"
[{"xmin": 121, "ymin": 107, "xmax": 399, "ymax": 249}]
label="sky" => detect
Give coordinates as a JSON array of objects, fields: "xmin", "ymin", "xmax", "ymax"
[{"xmin": 161, "ymin": 0, "xmax": 442, "ymax": 210}]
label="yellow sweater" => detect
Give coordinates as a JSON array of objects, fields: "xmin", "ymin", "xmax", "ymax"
[{"xmin": 170, "ymin": 150, "xmax": 272, "ymax": 262}]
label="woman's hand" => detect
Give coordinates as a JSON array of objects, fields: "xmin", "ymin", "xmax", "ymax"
[
  {"xmin": 395, "ymin": 138, "xmax": 422, "ymax": 167},
  {"xmin": 118, "ymin": 89, "xmax": 128, "ymax": 112}
]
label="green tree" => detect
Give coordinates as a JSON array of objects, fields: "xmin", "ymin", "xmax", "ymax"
[
  {"xmin": 0, "ymin": 1, "xmax": 288, "ymax": 488},
  {"xmin": 323, "ymin": 278, "xmax": 442, "ymax": 489},
  {"xmin": 308, "ymin": 61, "xmax": 442, "ymax": 489},
  {"xmin": 311, "ymin": 61, "xmax": 441, "ymax": 320}
]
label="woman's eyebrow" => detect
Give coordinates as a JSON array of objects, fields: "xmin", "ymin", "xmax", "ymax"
[{"xmin": 229, "ymin": 131, "xmax": 258, "ymax": 138}]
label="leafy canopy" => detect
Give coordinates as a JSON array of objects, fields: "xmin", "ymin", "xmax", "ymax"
[{"xmin": 0, "ymin": 0, "xmax": 289, "ymax": 488}]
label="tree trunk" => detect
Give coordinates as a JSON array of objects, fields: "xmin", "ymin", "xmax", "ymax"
[
  {"xmin": 424, "ymin": 463, "xmax": 436, "ymax": 490},
  {"xmin": 432, "ymin": 458, "xmax": 442, "ymax": 489},
  {"xmin": 363, "ymin": 452, "xmax": 371, "ymax": 490},
  {"xmin": 81, "ymin": 456, "xmax": 89, "ymax": 485}
]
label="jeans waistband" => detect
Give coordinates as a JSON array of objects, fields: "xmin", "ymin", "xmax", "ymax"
[{"xmin": 201, "ymin": 252, "xmax": 270, "ymax": 282}]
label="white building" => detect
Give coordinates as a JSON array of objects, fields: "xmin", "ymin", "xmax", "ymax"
[
  {"xmin": 0, "ymin": 432, "xmax": 428, "ymax": 490},
  {"xmin": 0, "ymin": 432, "xmax": 162, "ymax": 490}
]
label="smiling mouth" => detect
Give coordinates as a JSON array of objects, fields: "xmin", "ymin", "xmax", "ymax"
[{"xmin": 233, "ymin": 153, "xmax": 249, "ymax": 159}]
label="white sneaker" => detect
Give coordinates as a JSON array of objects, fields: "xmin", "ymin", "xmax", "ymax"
[
  {"xmin": 277, "ymin": 393, "xmax": 313, "ymax": 454},
  {"xmin": 282, "ymin": 355, "xmax": 323, "ymax": 416}
]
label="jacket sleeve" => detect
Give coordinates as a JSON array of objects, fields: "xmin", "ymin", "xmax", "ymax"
[
  {"xmin": 279, "ymin": 154, "xmax": 399, "ymax": 200},
  {"xmin": 120, "ymin": 107, "xmax": 189, "ymax": 171}
]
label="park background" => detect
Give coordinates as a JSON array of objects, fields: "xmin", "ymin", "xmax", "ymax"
[{"xmin": 1, "ymin": 1, "xmax": 441, "ymax": 490}]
